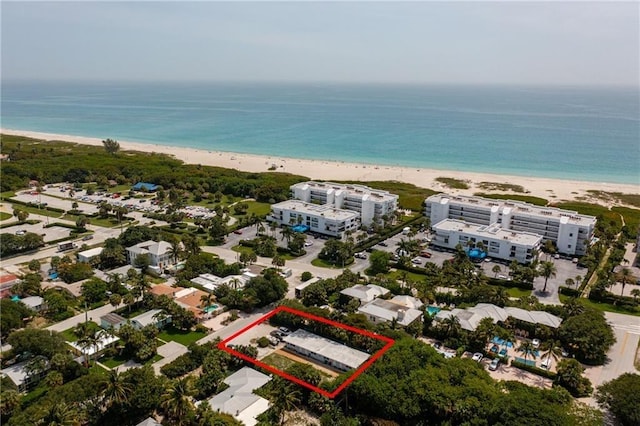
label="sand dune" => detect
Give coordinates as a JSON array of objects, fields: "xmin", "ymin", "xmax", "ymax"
[{"xmin": 2, "ymin": 128, "xmax": 638, "ymax": 205}]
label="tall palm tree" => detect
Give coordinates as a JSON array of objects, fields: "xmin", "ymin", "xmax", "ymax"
[
  {"xmin": 101, "ymin": 370, "xmax": 132, "ymax": 410},
  {"xmin": 270, "ymin": 380, "xmax": 301, "ymax": 425},
  {"xmin": 517, "ymin": 340, "xmax": 537, "ymax": 364},
  {"xmin": 631, "ymin": 288, "xmax": 640, "ymax": 304},
  {"xmin": 77, "ymin": 329, "xmax": 106, "ymax": 367},
  {"xmin": 540, "ymin": 340, "xmax": 562, "ymax": 368},
  {"xmin": 169, "ymin": 241, "xmax": 182, "ymax": 265},
  {"xmin": 440, "ymin": 315, "xmax": 461, "ymax": 339},
  {"xmin": 272, "ymin": 255, "xmax": 285, "ymax": 271},
  {"xmin": 617, "ymin": 268, "xmax": 634, "ymax": 296},
  {"xmin": 538, "ymin": 261, "xmax": 557, "ymax": 293},
  {"xmin": 492, "ymin": 264, "xmax": 501, "ymax": 278},
  {"xmin": 160, "ymin": 377, "xmax": 195, "ymax": 426},
  {"xmin": 280, "ymin": 226, "xmax": 294, "ymax": 243}
]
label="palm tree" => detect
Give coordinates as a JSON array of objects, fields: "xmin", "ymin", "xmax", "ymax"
[
  {"xmin": 631, "ymin": 288, "xmax": 640, "ymax": 304},
  {"xmin": 562, "ymin": 298, "xmax": 585, "ymax": 318},
  {"xmin": 77, "ymin": 329, "xmax": 105, "ymax": 367},
  {"xmin": 169, "ymin": 241, "xmax": 182, "ymax": 265},
  {"xmin": 272, "ymin": 255, "xmax": 285, "ymax": 271},
  {"xmin": 200, "ymin": 292, "xmax": 213, "ymax": 309},
  {"xmin": 538, "ymin": 261, "xmax": 557, "ymax": 293},
  {"xmin": 564, "ymin": 278, "xmax": 575, "ymax": 289},
  {"xmin": 440, "ymin": 315, "xmax": 461, "ymax": 339},
  {"xmin": 617, "ymin": 268, "xmax": 633, "ymax": 296},
  {"xmin": 492, "ymin": 264, "xmax": 501, "ymax": 278},
  {"xmin": 160, "ymin": 377, "xmax": 195, "ymax": 426},
  {"xmin": 123, "ymin": 293, "xmax": 135, "ymax": 313},
  {"xmin": 270, "ymin": 379, "xmax": 301, "ymax": 425},
  {"xmin": 517, "ymin": 340, "xmax": 537, "ymax": 364},
  {"xmin": 101, "ymin": 370, "xmax": 132, "ymax": 410},
  {"xmin": 540, "ymin": 340, "xmax": 562, "ymax": 368},
  {"xmin": 37, "ymin": 401, "xmax": 84, "ymax": 426},
  {"xmin": 0, "ymin": 389, "xmax": 21, "ymax": 417},
  {"xmin": 229, "ymin": 278, "xmax": 242, "ymax": 290},
  {"xmin": 280, "ymin": 226, "xmax": 294, "ymax": 244}
]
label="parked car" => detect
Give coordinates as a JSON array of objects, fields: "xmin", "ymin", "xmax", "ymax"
[
  {"xmin": 378, "ymin": 241, "xmax": 388, "ymax": 247},
  {"xmin": 355, "ymin": 252, "xmax": 367, "ymax": 259},
  {"xmin": 532, "ymin": 338, "xmax": 540, "ymax": 348},
  {"xmin": 304, "ymin": 241, "xmax": 313, "ymax": 247},
  {"xmin": 419, "ymin": 251, "xmax": 432, "ymax": 258},
  {"xmin": 233, "ymin": 230, "xmax": 243, "ymax": 235},
  {"xmin": 267, "ymin": 336, "xmax": 280, "ymax": 346},
  {"xmin": 411, "ymin": 257, "xmax": 422, "ymax": 265},
  {"xmin": 472, "ymin": 352, "xmax": 484, "ymax": 362},
  {"xmin": 488, "ymin": 358, "xmax": 500, "ymax": 371},
  {"xmin": 278, "ymin": 327, "xmax": 291, "ymax": 336},
  {"xmin": 15, "ymin": 230, "xmax": 27, "ymax": 236},
  {"xmin": 270, "ymin": 330, "xmax": 284, "ymax": 340},
  {"xmin": 540, "ymin": 358, "xmax": 552, "ymax": 369},
  {"xmin": 82, "ymin": 235, "xmax": 94, "ymax": 241},
  {"xmin": 433, "ymin": 341, "xmax": 442, "ymax": 350}
]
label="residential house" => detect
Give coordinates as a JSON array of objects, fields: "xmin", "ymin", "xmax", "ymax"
[
  {"xmin": 208, "ymin": 367, "xmax": 272, "ymax": 426},
  {"xmin": 20, "ymin": 296, "xmax": 46, "ymax": 312},
  {"xmin": 358, "ymin": 298, "xmax": 423, "ymax": 327},
  {"xmin": 126, "ymin": 240, "xmax": 173, "ymax": 271},
  {"xmin": 100, "ymin": 312, "xmax": 128, "ymax": 331},
  {"xmin": 77, "ymin": 247, "xmax": 104, "ymax": 263},
  {"xmin": 1, "ymin": 361, "xmax": 48, "ymax": 392},
  {"xmin": 130, "ymin": 309, "xmax": 171, "ymax": 330},
  {"xmin": 340, "ymin": 284, "xmax": 390, "ymax": 305},
  {"xmin": 0, "ymin": 272, "xmax": 20, "ymax": 298}
]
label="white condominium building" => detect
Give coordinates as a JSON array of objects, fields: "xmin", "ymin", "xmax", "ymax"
[
  {"xmin": 268, "ymin": 200, "xmax": 360, "ymax": 238},
  {"xmin": 290, "ymin": 181, "xmax": 398, "ymax": 226},
  {"xmin": 432, "ymin": 219, "xmax": 543, "ymax": 264},
  {"xmin": 425, "ymin": 194, "xmax": 596, "ymax": 255}
]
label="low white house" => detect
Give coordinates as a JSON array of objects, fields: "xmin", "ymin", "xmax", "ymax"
[
  {"xmin": 77, "ymin": 247, "xmax": 104, "ymax": 263},
  {"xmin": 130, "ymin": 309, "xmax": 171, "ymax": 330},
  {"xmin": 68, "ymin": 334, "xmax": 120, "ymax": 358},
  {"xmin": 1, "ymin": 361, "xmax": 48, "ymax": 392},
  {"xmin": 358, "ymin": 298, "xmax": 423, "ymax": 327},
  {"xmin": 100, "ymin": 312, "xmax": 128, "ymax": 331},
  {"xmin": 208, "ymin": 367, "xmax": 272, "ymax": 426},
  {"xmin": 20, "ymin": 296, "xmax": 46, "ymax": 312},
  {"xmin": 340, "ymin": 284, "xmax": 390, "ymax": 304}
]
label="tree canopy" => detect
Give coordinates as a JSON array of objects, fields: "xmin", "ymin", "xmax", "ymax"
[{"xmin": 596, "ymin": 373, "xmax": 640, "ymax": 426}]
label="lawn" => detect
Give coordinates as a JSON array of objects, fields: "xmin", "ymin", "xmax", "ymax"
[
  {"xmin": 261, "ymin": 352, "xmax": 300, "ymax": 371},
  {"xmin": 60, "ymin": 327, "xmax": 79, "ymax": 342},
  {"xmin": 386, "ymin": 269, "xmax": 428, "ymax": 283},
  {"xmin": 231, "ymin": 245, "xmax": 255, "ymax": 255},
  {"xmin": 0, "ymin": 211, "xmax": 11, "ymax": 221},
  {"xmin": 100, "ymin": 353, "xmax": 129, "ymax": 368},
  {"xmin": 559, "ymin": 295, "xmax": 640, "ymax": 316},
  {"xmin": 158, "ymin": 326, "xmax": 207, "ymax": 346},
  {"xmin": 504, "ymin": 287, "xmax": 532, "ymax": 298},
  {"xmin": 233, "ymin": 201, "xmax": 271, "ymax": 218},
  {"xmin": 145, "ymin": 354, "xmax": 164, "ymax": 365},
  {"xmin": 311, "ymin": 258, "xmax": 350, "ymax": 269}
]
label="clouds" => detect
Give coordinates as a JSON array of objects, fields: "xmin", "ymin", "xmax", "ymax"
[{"xmin": 1, "ymin": 1, "xmax": 637, "ymax": 85}]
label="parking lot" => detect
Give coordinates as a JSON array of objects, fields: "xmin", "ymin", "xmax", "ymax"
[
  {"xmin": 4, "ymin": 222, "xmax": 73, "ymax": 243},
  {"xmin": 12, "ymin": 190, "xmax": 99, "ymax": 215}
]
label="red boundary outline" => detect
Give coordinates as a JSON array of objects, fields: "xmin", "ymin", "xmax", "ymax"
[{"xmin": 218, "ymin": 306, "xmax": 395, "ymax": 398}]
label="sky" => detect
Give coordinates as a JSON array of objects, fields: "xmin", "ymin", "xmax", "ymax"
[{"xmin": 2, "ymin": 1, "xmax": 638, "ymax": 86}]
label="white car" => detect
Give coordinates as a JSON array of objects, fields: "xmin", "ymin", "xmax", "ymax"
[
  {"xmin": 488, "ymin": 358, "xmax": 500, "ymax": 371},
  {"xmin": 411, "ymin": 257, "xmax": 422, "ymax": 265},
  {"xmin": 540, "ymin": 358, "xmax": 552, "ymax": 369},
  {"xmin": 304, "ymin": 241, "xmax": 313, "ymax": 247},
  {"xmin": 472, "ymin": 352, "xmax": 483, "ymax": 362},
  {"xmin": 532, "ymin": 338, "xmax": 540, "ymax": 348}
]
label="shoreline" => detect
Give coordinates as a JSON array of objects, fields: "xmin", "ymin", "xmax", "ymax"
[{"xmin": 2, "ymin": 128, "xmax": 639, "ymax": 205}]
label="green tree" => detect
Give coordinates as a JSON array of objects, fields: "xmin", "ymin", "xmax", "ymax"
[
  {"xmin": 538, "ymin": 261, "xmax": 557, "ymax": 293},
  {"xmin": 368, "ymin": 250, "xmax": 391, "ymax": 274},
  {"xmin": 517, "ymin": 340, "xmax": 537, "ymax": 364},
  {"xmin": 75, "ymin": 215, "xmax": 89, "ymax": 231},
  {"xmin": 616, "ymin": 267, "xmax": 634, "ymax": 296},
  {"xmin": 36, "ymin": 401, "xmax": 84, "ymax": 426},
  {"xmin": 101, "ymin": 370, "xmax": 133, "ymax": 410},
  {"xmin": 28, "ymin": 259, "xmax": 41, "ymax": 272},
  {"xmin": 492, "ymin": 264, "xmax": 501, "ymax": 278},
  {"xmin": 208, "ymin": 216, "xmax": 228, "ymax": 243},
  {"xmin": 80, "ymin": 277, "xmax": 108, "ymax": 304},
  {"xmin": 7, "ymin": 328, "xmax": 66, "ymax": 359},
  {"xmin": 555, "ymin": 359, "xmax": 593, "ymax": 397},
  {"xmin": 559, "ymin": 309, "xmax": 615, "ymax": 364},
  {"xmin": 271, "ymin": 254, "xmax": 285, "ymax": 271},
  {"xmin": 270, "ymin": 378, "xmax": 301, "ymax": 425},
  {"xmin": 160, "ymin": 377, "xmax": 195, "ymax": 426},
  {"xmin": 596, "ymin": 373, "xmax": 640, "ymax": 426},
  {"xmin": 102, "ymin": 138, "xmax": 120, "ymax": 154}
]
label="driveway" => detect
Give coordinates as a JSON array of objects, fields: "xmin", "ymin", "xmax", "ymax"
[{"xmin": 153, "ymin": 341, "xmax": 188, "ymax": 374}]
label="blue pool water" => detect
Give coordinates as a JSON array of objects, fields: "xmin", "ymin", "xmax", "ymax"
[
  {"xmin": 467, "ymin": 248, "xmax": 486, "ymax": 260},
  {"xmin": 492, "ymin": 337, "xmax": 514, "ymax": 348},
  {"xmin": 204, "ymin": 304, "xmax": 219, "ymax": 313},
  {"xmin": 514, "ymin": 357, "xmax": 536, "ymax": 367},
  {"xmin": 292, "ymin": 225, "xmax": 309, "ymax": 233},
  {"xmin": 426, "ymin": 306, "xmax": 441, "ymax": 316},
  {"xmin": 11, "ymin": 295, "xmax": 20, "ymax": 302}
]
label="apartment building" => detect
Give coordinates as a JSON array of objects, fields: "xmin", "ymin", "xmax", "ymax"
[
  {"xmin": 431, "ymin": 219, "xmax": 543, "ymax": 264},
  {"xmin": 268, "ymin": 200, "xmax": 360, "ymax": 238},
  {"xmin": 290, "ymin": 181, "xmax": 398, "ymax": 226},
  {"xmin": 425, "ymin": 194, "xmax": 595, "ymax": 255}
]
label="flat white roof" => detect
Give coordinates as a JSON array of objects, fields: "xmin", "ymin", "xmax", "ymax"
[
  {"xmin": 131, "ymin": 309, "xmax": 164, "ymax": 327},
  {"xmin": 272, "ymin": 200, "xmax": 360, "ymax": 221},
  {"xmin": 358, "ymin": 299, "xmax": 423, "ymax": 326},
  {"xmin": 283, "ymin": 329, "xmax": 370, "ymax": 370},
  {"xmin": 427, "ymin": 193, "xmax": 596, "ymax": 226},
  {"xmin": 292, "ymin": 181, "xmax": 398, "ymax": 202},
  {"xmin": 78, "ymin": 247, "xmax": 104, "ymax": 258},
  {"xmin": 68, "ymin": 334, "xmax": 120, "ymax": 356},
  {"xmin": 433, "ymin": 219, "xmax": 543, "ymax": 246}
]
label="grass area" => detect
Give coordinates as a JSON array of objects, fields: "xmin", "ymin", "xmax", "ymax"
[
  {"xmin": 157, "ymin": 326, "xmax": 207, "ymax": 346},
  {"xmin": 100, "ymin": 353, "xmax": 129, "ymax": 368},
  {"xmin": 233, "ymin": 201, "xmax": 271, "ymax": 218},
  {"xmin": 0, "ymin": 211, "xmax": 12, "ymax": 221},
  {"xmin": 61, "ymin": 213, "xmax": 119, "ymax": 228},
  {"xmin": 612, "ymin": 206, "xmax": 640, "ymax": 237},
  {"xmin": 7, "ymin": 203, "xmax": 64, "ymax": 219},
  {"xmin": 338, "ymin": 180, "xmax": 437, "ymax": 212},
  {"xmin": 476, "ymin": 182, "xmax": 527, "ymax": 193},
  {"xmin": 145, "ymin": 354, "xmax": 164, "ymax": 365},
  {"xmin": 89, "ymin": 363, "xmax": 110, "ymax": 376},
  {"xmin": 386, "ymin": 269, "xmax": 428, "ymax": 283},
  {"xmin": 504, "ymin": 287, "xmax": 532, "ymax": 298},
  {"xmin": 1, "ymin": 191, "xmax": 17, "ymax": 199},
  {"xmin": 21, "ymin": 382, "xmax": 49, "ymax": 407},
  {"xmin": 435, "ymin": 177, "xmax": 470, "ymax": 190},
  {"xmin": 311, "ymin": 257, "xmax": 353, "ymax": 269},
  {"xmin": 261, "ymin": 352, "xmax": 299, "ymax": 371},
  {"xmin": 559, "ymin": 294, "xmax": 640, "ymax": 316},
  {"xmin": 474, "ymin": 192, "xmax": 548, "ymax": 206},
  {"xmin": 231, "ymin": 245, "xmax": 255, "ymax": 255},
  {"xmin": 60, "ymin": 327, "xmax": 79, "ymax": 342}
]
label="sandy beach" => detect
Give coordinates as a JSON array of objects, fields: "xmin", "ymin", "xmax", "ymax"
[{"xmin": 2, "ymin": 128, "xmax": 638, "ymax": 205}]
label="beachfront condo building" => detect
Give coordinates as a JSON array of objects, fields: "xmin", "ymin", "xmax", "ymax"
[
  {"xmin": 425, "ymin": 194, "xmax": 595, "ymax": 256},
  {"xmin": 431, "ymin": 219, "xmax": 543, "ymax": 263},
  {"xmin": 290, "ymin": 181, "xmax": 398, "ymax": 226},
  {"xmin": 268, "ymin": 200, "xmax": 360, "ymax": 238}
]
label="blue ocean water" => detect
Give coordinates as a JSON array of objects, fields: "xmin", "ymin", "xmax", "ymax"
[{"xmin": 1, "ymin": 81, "xmax": 638, "ymax": 184}]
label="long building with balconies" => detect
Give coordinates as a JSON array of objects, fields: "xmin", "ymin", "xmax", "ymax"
[
  {"xmin": 425, "ymin": 194, "xmax": 596, "ymax": 256},
  {"xmin": 267, "ymin": 200, "xmax": 360, "ymax": 238},
  {"xmin": 290, "ymin": 181, "xmax": 398, "ymax": 226}
]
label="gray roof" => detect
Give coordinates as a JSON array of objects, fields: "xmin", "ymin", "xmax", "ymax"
[
  {"xmin": 434, "ymin": 303, "xmax": 563, "ymax": 331},
  {"xmin": 131, "ymin": 309, "xmax": 164, "ymax": 327},
  {"xmin": 127, "ymin": 240, "xmax": 172, "ymax": 256},
  {"xmin": 390, "ymin": 295, "xmax": 424, "ymax": 310},
  {"xmin": 283, "ymin": 329, "xmax": 370, "ymax": 370},
  {"xmin": 340, "ymin": 284, "xmax": 389, "ymax": 303},
  {"xmin": 100, "ymin": 312, "xmax": 127, "ymax": 326},
  {"xmin": 208, "ymin": 367, "xmax": 271, "ymax": 417},
  {"xmin": 20, "ymin": 296, "xmax": 44, "ymax": 309},
  {"xmin": 358, "ymin": 298, "xmax": 423, "ymax": 326},
  {"xmin": 1, "ymin": 361, "xmax": 31, "ymax": 388}
]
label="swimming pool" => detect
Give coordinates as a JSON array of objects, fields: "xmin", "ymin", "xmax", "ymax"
[
  {"xmin": 426, "ymin": 306, "xmax": 441, "ymax": 316},
  {"xmin": 292, "ymin": 225, "xmax": 309, "ymax": 233},
  {"xmin": 204, "ymin": 304, "xmax": 220, "ymax": 313}
]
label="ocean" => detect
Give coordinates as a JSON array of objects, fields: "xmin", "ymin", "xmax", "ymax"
[{"xmin": 1, "ymin": 80, "xmax": 638, "ymax": 184}]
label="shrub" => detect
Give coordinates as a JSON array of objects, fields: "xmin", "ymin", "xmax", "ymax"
[
  {"xmin": 301, "ymin": 271, "xmax": 313, "ymax": 282},
  {"xmin": 257, "ymin": 337, "xmax": 270, "ymax": 348},
  {"xmin": 510, "ymin": 359, "xmax": 557, "ymax": 380}
]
